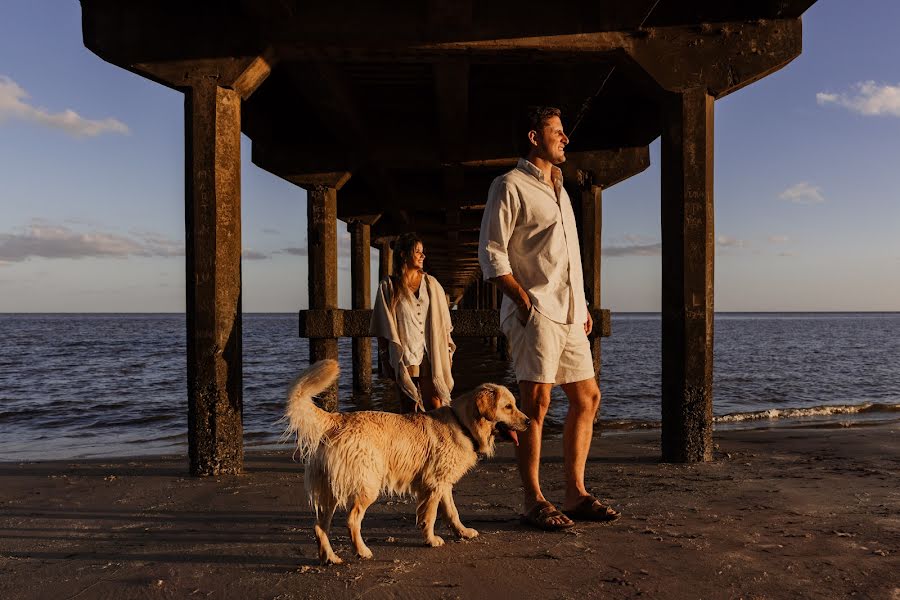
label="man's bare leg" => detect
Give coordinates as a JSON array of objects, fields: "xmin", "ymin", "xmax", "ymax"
[
  {"xmin": 559, "ymin": 377, "xmax": 601, "ymax": 510},
  {"xmin": 517, "ymin": 380, "xmax": 570, "ymax": 527}
]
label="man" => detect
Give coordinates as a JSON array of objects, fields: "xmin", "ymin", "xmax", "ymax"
[{"xmin": 478, "ymin": 106, "xmax": 620, "ymax": 530}]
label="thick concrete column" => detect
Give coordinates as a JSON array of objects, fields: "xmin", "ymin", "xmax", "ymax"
[
  {"xmin": 580, "ymin": 178, "xmax": 603, "ymax": 380},
  {"xmin": 378, "ymin": 239, "xmax": 393, "ymax": 281},
  {"xmin": 185, "ymin": 81, "xmax": 243, "ymax": 476},
  {"xmin": 376, "ymin": 239, "xmax": 393, "ymax": 376},
  {"xmin": 307, "ymin": 185, "xmax": 339, "ymax": 409},
  {"xmin": 349, "ymin": 221, "xmax": 372, "ymax": 393},
  {"xmin": 660, "ymin": 88, "xmax": 715, "ymax": 463}
]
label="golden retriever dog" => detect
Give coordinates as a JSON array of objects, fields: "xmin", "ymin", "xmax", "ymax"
[{"xmin": 282, "ymin": 359, "xmax": 530, "ymax": 565}]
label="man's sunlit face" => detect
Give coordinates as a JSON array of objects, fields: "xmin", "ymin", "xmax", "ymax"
[{"xmin": 532, "ymin": 115, "xmax": 569, "ymax": 165}]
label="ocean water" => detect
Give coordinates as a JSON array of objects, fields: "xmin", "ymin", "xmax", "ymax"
[{"xmin": 0, "ymin": 313, "xmax": 898, "ymax": 460}]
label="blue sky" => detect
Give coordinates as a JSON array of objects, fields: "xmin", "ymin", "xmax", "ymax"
[{"xmin": 1, "ymin": 1, "xmax": 898, "ymax": 312}]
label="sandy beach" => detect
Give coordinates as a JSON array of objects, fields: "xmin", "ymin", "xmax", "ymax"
[{"xmin": 0, "ymin": 423, "xmax": 897, "ymax": 599}]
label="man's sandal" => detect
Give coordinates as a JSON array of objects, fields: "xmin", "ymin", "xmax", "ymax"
[
  {"xmin": 520, "ymin": 500, "xmax": 575, "ymax": 531},
  {"xmin": 562, "ymin": 496, "xmax": 621, "ymax": 522}
]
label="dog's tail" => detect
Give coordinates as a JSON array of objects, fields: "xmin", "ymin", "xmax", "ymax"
[{"xmin": 282, "ymin": 359, "xmax": 340, "ymax": 459}]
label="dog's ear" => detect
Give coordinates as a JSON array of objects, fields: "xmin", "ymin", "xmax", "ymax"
[{"xmin": 475, "ymin": 386, "xmax": 498, "ymax": 421}]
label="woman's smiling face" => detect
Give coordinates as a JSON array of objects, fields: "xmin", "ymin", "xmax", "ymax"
[{"xmin": 407, "ymin": 242, "xmax": 425, "ymax": 270}]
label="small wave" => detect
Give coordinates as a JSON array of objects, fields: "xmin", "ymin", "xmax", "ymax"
[
  {"xmin": 714, "ymin": 402, "xmax": 900, "ymax": 423},
  {"xmin": 599, "ymin": 419, "xmax": 661, "ymax": 431},
  {"xmin": 80, "ymin": 413, "xmax": 178, "ymax": 429},
  {"xmin": 592, "ymin": 402, "xmax": 900, "ymax": 432}
]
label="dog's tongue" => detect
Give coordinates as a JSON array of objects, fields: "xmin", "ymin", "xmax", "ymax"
[{"xmin": 508, "ymin": 430, "xmax": 519, "ymax": 446}]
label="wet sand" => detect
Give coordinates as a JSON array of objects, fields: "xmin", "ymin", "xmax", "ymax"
[{"xmin": 0, "ymin": 423, "xmax": 897, "ymax": 599}]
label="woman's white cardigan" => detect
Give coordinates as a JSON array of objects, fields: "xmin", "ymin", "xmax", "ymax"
[{"xmin": 370, "ymin": 274, "xmax": 456, "ymax": 411}]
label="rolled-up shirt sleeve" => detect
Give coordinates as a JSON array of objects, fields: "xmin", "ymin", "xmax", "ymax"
[{"xmin": 479, "ymin": 179, "xmax": 519, "ymax": 280}]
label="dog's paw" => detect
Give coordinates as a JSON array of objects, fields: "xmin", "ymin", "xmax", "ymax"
[
  {"xmin": 456, "ymin": 527, "xmax": 479, "ymax": 539},
  {"xmin": 321, "ymin": 553, "xmax": 344, "ymax": 566},
  {"xmin": 426, "ymin": 535, "xmax": 445, "ymax": 547},
  {"xmin": 356, "ymin": 546, "xmax": 373, "ymax": 560}
]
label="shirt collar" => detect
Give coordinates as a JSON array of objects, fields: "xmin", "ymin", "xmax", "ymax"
[{"xmin": 516, "ymin": 158, "xmax": 564, "ymax": 189}]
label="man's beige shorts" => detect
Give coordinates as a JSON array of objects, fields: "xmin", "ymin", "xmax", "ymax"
[{"xmin": 501, "ymin": 307, "xmax": 595, "ymax": 385}]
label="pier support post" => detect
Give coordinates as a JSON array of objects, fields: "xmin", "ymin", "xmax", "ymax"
[
  {"xmin": 307, "ymin": 184, "xmax": 340, "ymax": 409},
  {"xmin": 376, "ymin": 238, "xmax": 393, "ymax": 376},
  {"xmin": 349, "ymin": 220, "xmax": 372, "ymax": 393},
  {"xmin": 135, "ymin": 55, "xmax": 271, "ymax": 476},
  {"xmin": 184, "ymin": 81, "xmax": 244, "ymax": 476},
  {"xmin": 577, "ymin": 173, "xmax": 604, "ymax": 381},
  {"xmin": 660, "ymin": 88, "xmax": 715, "ymax": 463}
]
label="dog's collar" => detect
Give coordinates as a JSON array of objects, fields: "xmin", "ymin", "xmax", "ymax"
[{"xmin": 449, "ymin": 408, "xmax": 484, "ymax": 458}]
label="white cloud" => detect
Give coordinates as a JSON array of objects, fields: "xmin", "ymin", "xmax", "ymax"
[
  {"xmin": 131, "ymin": 230, "xmax": 184, "ymax": 257},
  {"xmin": 0, "ymin": 75, "xmax": 129, "ymax": 137},
  {"xmin": 817, "ymin": 81, "xmax": 900, "ymax": 117},
  {"xmin": 242, "ymin": 249, "xmax": 269, "ymax": 260},
  {"xmin": 716, "ymin": 235, "xmax": 746, "ymax": 248},
  {"xmin": 603, "ymin": 242, "xmax": 661, "ymax": 257},
  {"xmin": 779, "ymin": 182, "xmax": 825, "ymax": 205},
  {"xmin": 0, "ymin": 223, "xmax": 181, "ymax": 262}
]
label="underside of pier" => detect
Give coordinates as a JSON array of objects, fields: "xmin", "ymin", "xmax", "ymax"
[{"xmin": 81, "ymin": 0, "xmax": 817, "ymax": 474}]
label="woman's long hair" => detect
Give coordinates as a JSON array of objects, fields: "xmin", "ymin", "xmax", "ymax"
[{"xmin": 390, "ymin": 232, "xmax": 424, "ymax": 312}]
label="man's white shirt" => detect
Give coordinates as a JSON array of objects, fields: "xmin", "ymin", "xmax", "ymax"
[{"xmin": 479, "ymin": 158, "xmax": 588, "ymax": 326}]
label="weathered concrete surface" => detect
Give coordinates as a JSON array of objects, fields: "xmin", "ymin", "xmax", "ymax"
[
  {"xmin": 1, "ymin": 423, "xmax": 896, "ymax": 599},
  {"xmin": 660, "ymin": 88, "xmax": 715, "ymax": 463},
  {"xmin": 375, "ymin": 240, "xmax": 393, "ymax": 376},
  {"xmin": 560, "ymin": 147, "xmax": 650, "ymax": 190},
  {"xmin": 349, "ymin": 220, "xmax": 372, "ymax": 393},
  {"xmin": 306, "ymin": 185, "xmax": 339, "ymax": 410},
  {"xmin": 565, "ymin": 173, "xmax": 605, "ymax": 381},
  {"xmin": 627, "ymin": 20, "xmax": 804, "ymax": 97},
  {"xmin": 184, "ymin": 80, "xmax": 244, "ymax": 477}
]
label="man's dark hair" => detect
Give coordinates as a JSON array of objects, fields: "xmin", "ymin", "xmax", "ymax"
[{"xmin": 518, "ymin": 106, "xmax": 562, "ymax": 156}]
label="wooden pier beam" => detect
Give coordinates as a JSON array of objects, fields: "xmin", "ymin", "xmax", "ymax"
[
  {"xmin": 349, "ymin": 220, "xmax": 372, "ymax": 393},
  {"xmin": 660, "ymin": 88, "xmax": 715, "ymax": 463}
]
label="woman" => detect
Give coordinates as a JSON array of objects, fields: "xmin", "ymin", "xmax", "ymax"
[{"xmin": 370, "ymin": 233, "xmax": 455, "ymax": 413}]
